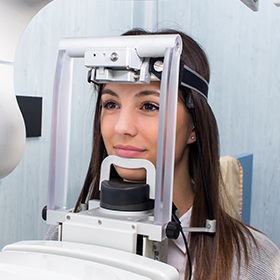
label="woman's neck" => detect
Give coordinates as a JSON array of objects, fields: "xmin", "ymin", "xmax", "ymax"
[{"xmin": 173, "ymin": 163, "xmax": 194, "ymax": 217}]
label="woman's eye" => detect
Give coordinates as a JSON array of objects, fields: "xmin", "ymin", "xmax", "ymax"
[
  {"xmin": 102, "ymin": 101, "xmax": 119, "ymax": 110},
  {"xmin": 141, "ymin": 102, "xmax": 159, "ymax": 112}
]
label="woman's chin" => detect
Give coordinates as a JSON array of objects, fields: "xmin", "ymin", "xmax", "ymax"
[{"xmin": 115, "ymin": 167, "xmax": 146, "ymax": 183}]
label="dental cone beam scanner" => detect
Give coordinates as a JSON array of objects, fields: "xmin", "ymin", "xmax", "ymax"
[
  {"xmin": 1, "ymin": 33, "xmax": 215, "ymax": 280},
  {"xmin": 47, "ymin": 35, "xmax": 184, "ymax": 264},
  {"xmin": 46, "ymin": 34, "xmax": 216, "ymax": 259}
]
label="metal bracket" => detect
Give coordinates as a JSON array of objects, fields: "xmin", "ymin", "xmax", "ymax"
[{"xmin": 183, "ymin": 219, "xmax": 216, "ymax": 233}]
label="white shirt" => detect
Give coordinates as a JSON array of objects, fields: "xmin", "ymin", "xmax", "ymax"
[{"xmin": 166, "ymin": 207, "xmax": 280, "ymax": 280}]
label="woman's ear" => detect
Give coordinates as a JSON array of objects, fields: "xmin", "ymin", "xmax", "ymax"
[{"xmin": 187, "ymin": 128, "xmax": 196, "ymax": 144}]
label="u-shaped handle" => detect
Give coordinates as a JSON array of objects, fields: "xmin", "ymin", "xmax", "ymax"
[{"xmin": 99, "ymin": 155, "xmax": 156, "ymax": 199}]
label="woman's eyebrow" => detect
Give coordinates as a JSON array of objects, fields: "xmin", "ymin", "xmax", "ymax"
[
  {"xmin": 101, "ymin": 89, "xmax": 118, "ymax": 97},
  {"xmin": 135, "ymin": 90, "xmax": 160, "ymax": 97}
]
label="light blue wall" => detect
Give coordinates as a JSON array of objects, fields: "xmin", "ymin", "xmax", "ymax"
[{"xmin": 0, "ymin": 0, "xmax": 280, "ymax": 250}]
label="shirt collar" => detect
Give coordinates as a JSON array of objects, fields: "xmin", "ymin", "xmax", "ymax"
[{"xmin": 171, "ymin": 207, "xmax": 192, "ymax": 254}]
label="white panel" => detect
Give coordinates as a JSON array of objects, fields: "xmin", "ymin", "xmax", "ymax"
[
  {"xmin": 0, "ymin": 0, "xmax": 52, "ymax": 61},
  {"xmin": 0, "ymin": 241, "xmax": 179, "ymax": 280}
]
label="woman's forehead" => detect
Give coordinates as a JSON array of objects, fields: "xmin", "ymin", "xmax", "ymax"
[{"xmin": 102, "ymin": 81, "xmax": 161, "ymax": 93}]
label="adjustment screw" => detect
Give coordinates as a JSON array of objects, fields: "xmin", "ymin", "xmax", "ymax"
[
  {"xmin": 153, "ymin": 60, "xmax": 164, "ymax": 73},
  {"xmin": 110, "ymin": 52, "xmax": 119, "ymax": 62}
]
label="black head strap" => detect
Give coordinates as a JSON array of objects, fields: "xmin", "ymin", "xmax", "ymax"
[
  {"xmin": 179, "ymin": 64, "xmax": 208, "ymax": 99},
  {"xmin": 149, "ymin": 57, "xmax": 209, "ymax": 99}
]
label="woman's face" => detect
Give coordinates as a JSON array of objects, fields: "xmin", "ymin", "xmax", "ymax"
[{"xmin": 100, "ymin": 82, "xmax": 195, "ymax": 182}]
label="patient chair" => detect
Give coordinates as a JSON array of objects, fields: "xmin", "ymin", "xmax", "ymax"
[{"xmin": 220, "ymin": 154, "xmax": 253, "ymax": 224}]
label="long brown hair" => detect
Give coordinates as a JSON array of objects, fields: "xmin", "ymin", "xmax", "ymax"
[{"xmin": 74, "ymin": 28, "xmax": 256, "ymax": 280}]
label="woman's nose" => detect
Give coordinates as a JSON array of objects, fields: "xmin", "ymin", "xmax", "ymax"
[{"xmin": 114, "ymin": 109, "xmax": 137, "ymax": 136}]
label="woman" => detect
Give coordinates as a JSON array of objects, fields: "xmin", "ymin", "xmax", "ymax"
[{"xmin": 51, "ymin": 28, "xmax": 280, "ymax": 279}]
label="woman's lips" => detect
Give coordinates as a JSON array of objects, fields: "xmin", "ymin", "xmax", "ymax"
[{"xmin": 114, "ymin": 145, "xmax": 146, "ymax": 158}]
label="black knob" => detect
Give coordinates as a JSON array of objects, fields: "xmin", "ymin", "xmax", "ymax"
[
  {"xmin": 166, "ymin": 221, "xmax": 181, "ymax": 239},
  {"xmin": 42, "ymin": 205, "xmax": 47, "ymax": 221}
]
